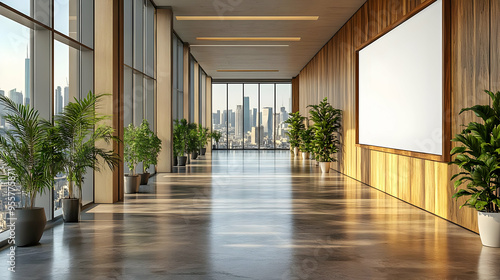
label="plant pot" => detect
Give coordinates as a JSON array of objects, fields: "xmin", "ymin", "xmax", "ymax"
[
  {"xmin": 177, "ymin": 156, "xmax": 187, "ymax": 166},
  {"xmin": 62, "ymin": 198, "xmax": 81, "ymax": 223},
  {"xmin": 15, "ymin": 207, "xmax": 46, "ymax": 247},
  {"xmin": 319, "ymin": 162, "xmax": 330, "ymax": 173},
  {"xmin": 294, "ymin": 147, "xmax": 299, "ymax": 157},
  {"xmin": 200, "ymin": 148, "xmax": 206, "ymax": 155},
  {"xmin": 192, "ymin": 151, "xmax": 198, "ymax": 160},
  {"xmin": 140, "ymin": 172, "xmax": 150, "ymax": 185},
  {"xmin": 124, "ymin": 174, "xmax": 140, "ymax": 194},
  {"xmin": 302, "ymin": 152, "xmax": 309, "ymax": 160},
  {"xmin": 212, "ymin": 144, "xmax": 216, "ymax": 150},
  {"xmin": 173, "ymin": 156, "xmax": 178, "ymax": 166},
  {"xmin": 478, "ymin": 212, "xmax": 500, "ymax": 247}
]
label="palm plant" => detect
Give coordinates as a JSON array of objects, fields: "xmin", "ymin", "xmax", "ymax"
[
  {"xmin": 55, "ymin": 92, "xmax": 120, "ymax": 200},
  {"xmin": 450, "ymin": 90, "xmax": 500, "ymax": 213},
  {"xmin": 0, "ymin": 95, "xmax": 62, "ymax": 208},
  {"xmin": 308, "ymin": 97, "xmax": 342, "ymax": 163},
  {"xmin": 285, "ymin": 112, "xmax": 306, "ymax": 149}
]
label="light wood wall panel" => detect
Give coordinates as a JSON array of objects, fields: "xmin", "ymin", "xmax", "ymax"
[{"xmin": 297, "ymin": 0, "xmax": 495, "ymax": 232}]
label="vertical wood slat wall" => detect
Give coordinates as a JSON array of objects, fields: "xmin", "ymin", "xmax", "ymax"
[{"xmin": 297, "ymin": 0, "xmax": 496, "ymax": 232}]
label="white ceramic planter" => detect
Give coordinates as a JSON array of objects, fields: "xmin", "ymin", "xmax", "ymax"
[
  {"xmin": 319, "ymin": 162, "xmax": 330, "ymax": 173},
  {"xmin": 294, "ymin": 147, "xmax": 299, "ymax": 157},
  {"xmin": 302, "ymin": 152, "xmax": 309, "ymax": 160},
  {"xmin": 478, "ymin": 212, "xmax": 500, "ymax": 247}
]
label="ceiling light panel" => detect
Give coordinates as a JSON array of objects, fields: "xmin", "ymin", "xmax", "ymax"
[
  {"xmin": 176, "ymin": 16, "xmax": 319, "ymax": 21},
  {"xmin": 197, "ymin": 37, "xmax": 300, "ymax": 42}
]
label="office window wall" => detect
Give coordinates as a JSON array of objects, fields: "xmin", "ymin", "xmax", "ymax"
[
  {"xmin": 0, "ymin": 0, "xmax": 94, "ymax": 235},
  {"xmin": 123, "ymin": 0, "xmax": 155, "ymax": 175},
  {"xmin": 172, "ymin": 34, "xmax": 184, "ymax": 121},
  {"xmin": 212, "ymin": 82, "xmax": 292, "ymax": 150}
]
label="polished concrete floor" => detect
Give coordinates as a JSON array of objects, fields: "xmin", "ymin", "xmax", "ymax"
[{"xmin": 1, "ymin": 150, "xmax": 500, "ymax": 279}]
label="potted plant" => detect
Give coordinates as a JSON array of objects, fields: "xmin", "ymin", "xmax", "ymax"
[
  {"xmin": 299, "ymin": 127, "xmax": 314, "ymax": 160},
  {"xmin": 173, "ymin": 119, "xmax": 194, "ymax": 166},
  {"xmin": 211, "ymin": 131, "xmax": 222, "ymax": 149},
  {"xmin": 137, "ymin": 119, "xmax": 162, "ymax": 185},
  {"xmin": 124, "ymin": 123, "xmax": 143, "ymax": 193},
  {"xmin": 55, "ymin": 92, "xmax": 120, "ymax": 222},
  {"xmin": 188, "ymin": 124, "xmax": 200, "ymax": 160},
  {"xmin": 450, "ymin": 90, "xmax": 500, "ymax": 247},
  {"xmin": 198, "ymin": 125, "xmax": 210, "ymax": 156},
  {"xmin": 0, "ymin": 95, "xmax": 62, "ymax": 246},
  {"xmin": 308, "ymin": 97, "xmax": 342, "ymax": 173},
  {"xmin": 285, "ymin": 111, "xmax": 306, "ymax": 157}
]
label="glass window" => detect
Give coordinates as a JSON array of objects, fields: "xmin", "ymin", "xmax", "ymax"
[
  {"xmin": 276, "ymin": 84, "xmax": 292, "ymax": 149},
  {"xmin": 54, "ymin": 0, "xmax": 79, "ymax": 41},
  {"xmin": 228, "ymin": 84, "xmax": 243, "ymax": 149},
  {"xmin": 212, "ymin": 84, "xmax": 227, "ymax": 149},
  {"xmin": 260, "ymin": 84, "xmax": 275, "ymax": 149},
  {"xmin": 244, "ymin": 84, "xmax": 259, "ymax": 149}
]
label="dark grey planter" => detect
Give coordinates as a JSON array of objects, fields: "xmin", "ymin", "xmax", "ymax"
[
  {"xmin": 124, "ymin": 175, "xmax": 140, "ymax": 194},
  {"xmin": 192, "ymin": 151, "xmax": 198, "ymax": 160},
  {"xmin": 62, "ymin": 198, "xmax": 80, "ymax": 223},
  {"xmin": 177, "ymin": 156, "xmax": 187, "ymax": 166},
  {"xmin": 140, "ymin": 172, "xmax": 150, "ymax": 185},
  {"xmin": 15, "ymin": 207, "xmax": 46, "ymax": 247},
  {"xmin": 200, "ymin": 148, "xmax": 206, "ymax": 155},
  {"xmin": 173, "ymin": 156, "xmax": 178, "ymax": 166}
]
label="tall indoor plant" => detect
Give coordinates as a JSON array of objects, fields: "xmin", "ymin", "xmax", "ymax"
[
  {"xmin": 173, "ymin": 119, "xmax": 195, "ymax": 166},
  {"xmin": 450, "ymin": 90, "xmax": 500, "ymax": 247},
  {"xmin": 308, "ymin": 97, "xmax": 342, "ymax": 173},
  {"xmin": 137, "ymin": 119, "xmax": 162, "ymax": 185},
  {"xmin": 299, "ymin": 127, "xmax": 314, "ymax": 160},
  {"xmin": 188, "ymin": 124, "xmax": 201, "ymax": 160},
  {"xmin": 124, "ymin": 123, "xmax": 144, "ymax": 193},
  {"xmin": 0, "ymin": 95, "xmax": 62, "ymax": 246},
  {"xmin": 55, "ymin": 92, "xmax": 120, "ymax": 221},
  {"xmin": 198, "ymin": 125, "xmax": 210, "ymax": 156},
  {"xmin": 211, "ymin": 131, "xmax": 222, "ymax": 149},
  {"xmin": 285, "ymin": 111, "xmax": 306, "ymax": 156}
]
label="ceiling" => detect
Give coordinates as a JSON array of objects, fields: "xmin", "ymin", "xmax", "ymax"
[{"xmin": 153, "ymin": 0, "xmax": 366, "ymax": 80}]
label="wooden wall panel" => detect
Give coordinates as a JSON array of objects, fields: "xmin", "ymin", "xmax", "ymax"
[{"xmin": 297, "ymin": 0, "xmax": 494, "ymax": 232}]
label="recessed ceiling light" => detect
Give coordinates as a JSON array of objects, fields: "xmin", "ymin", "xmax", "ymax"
[
  {"xmin": 217, "ymin": 70, "xmax": 280, "ymax": 72},
  {"xmin": 197, "ymin": 37, "xmax": 300, "ymax": 42},
  {"xmin": 176, "ymin": 16, "xmax": 319, "ymax": 21},
  {"xmin": 190, "ymin": 45, "xmax": 289, "ymax": 47}
]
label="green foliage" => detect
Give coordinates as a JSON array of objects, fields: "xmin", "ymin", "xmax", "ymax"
[
  {"xmin": 299, "ymin": 127, "xmax": 315, "ymax": 153},
  {"xmin": 308, "ymin": 97, "xmax": 342, "ymax": 162},
  {"xmin": 450, "ymin": 90, "xmax": 500, "ymax": 213},
  {"xmin": 124, "ymin": 123, "xmax": 144, "ymax": 175},
  {"xmin": 211, "ymin": 131, "xmax": 222, "ymax": 144},
  {"xmin": 285, "ymin": 112, "xmax": 306, "ymax": 149},
  {"xmin": 197, "ymin": 125, "xmax": 210, "ymax": 149},
  {"xmin": 173, "ymin": 119, "xmax": 197, "ymax": 157},
  {"xmin": 55, "ymin": 92, "xmax": 120, "ymax": 198},
  {"xmin": 0, "ymin": 95, "xmax": 63, "ymax": 208},
  {"xmin": 138, "ymin": 119, "xmax": 162, "ymax": 173}
]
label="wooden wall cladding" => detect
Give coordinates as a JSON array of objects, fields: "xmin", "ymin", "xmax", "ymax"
[{"xmin": 297, "ymin": 0, "xmax": 497, "ymax": 232}]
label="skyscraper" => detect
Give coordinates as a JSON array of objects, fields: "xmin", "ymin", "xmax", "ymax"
[
  {"xmin": 231, "ymin": 111, "xmax": 235, "ymax": 128},
  {"xmin": 262, "ymin": 107, "xmax": 273, "ymax": 138},
  {"xmin": 280, "ymin": 107, "xmax": 288, "ymax": 124},
  {"xmin": 252, "ymin": 108, "xmax": 257, "ymax": 127},
  {"xmin": 228, "ymin": 109, "xmax": 233, "ymax": 127},
  {"xmin": 64, "ymin": 86, "xmax": 69, "ymax": 108},
  {"xmin": 244, "ymin": 96, "xmax": 250, "ymax": 133},
  {"xmin": 214, "ymin": 110, "xmax": 221, "ymax": 125},
  {"xmin": 235, "ymin": 105, "xmax": 243, "ymax": 137},
  {"xmin": 222, "ymin": 110, "xmax": 227, "ymax": 125},
  {"xmin": 8, "ymin": 89, "xmax": 23, "ymax": 105},
  {"xmin": 25, "ymin": 47, "xmax": 30, "ymax": 107},
  {"xmin": 55, "ymin": 86, "xmax": 63, "ymax": 114}
]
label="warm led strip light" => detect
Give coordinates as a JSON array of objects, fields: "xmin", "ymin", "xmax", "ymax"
[
  {"xmin": 217, "ymin": 70, "xmax": 279, "ymax": 72},
  {"xmin": 176, "ymin": 16, "xmax": 319, "ymax": 21},
  {"xmin": 190, "ymin": 45, "xmax": 289, "ymax": 47},
  {"xmin": 197, "ymin": 37, "xmax": 300, "ymax": 42}
]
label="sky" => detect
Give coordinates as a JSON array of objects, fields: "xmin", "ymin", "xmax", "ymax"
[{"xmin": 0, "ymin": 1, "xmax": 71, "ymax": 98}]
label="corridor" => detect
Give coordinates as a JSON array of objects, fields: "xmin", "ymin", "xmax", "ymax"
[{"xmin": 1, "ymin": 151, "xmax": 498, "ymax": 279}]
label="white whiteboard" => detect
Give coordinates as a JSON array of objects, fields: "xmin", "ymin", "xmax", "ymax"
[{"xmin": 358, "ymin": 0, "xmax": 443, "ymax": 155}]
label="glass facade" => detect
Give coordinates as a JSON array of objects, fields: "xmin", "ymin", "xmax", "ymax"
[
  {"xmin": 172, "ymin": 33, "xmax": 184, "ymax": 121},
  {"xmin": 123, "ymin": 0, "xmax": 156, "ymax": 175},
  {"xmin": 0, "ymin": 0, "xmax": 94, "ymax": 233},
  {"xmin": 212, "ymin": 82, "xmax": 292, "ymax": 150}
]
